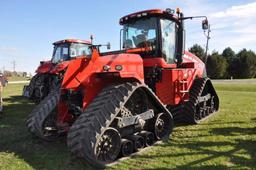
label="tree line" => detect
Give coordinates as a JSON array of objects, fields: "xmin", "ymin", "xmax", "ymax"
[{"xmin": 189, "ymin": 44, "xmax": 256, "ymax": 79}]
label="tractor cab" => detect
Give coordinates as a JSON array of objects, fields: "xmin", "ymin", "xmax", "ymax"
[
  {"xmin": 120, "ymin": 9, "xmax": 209, "ymax": 67},
  {"xmin": 52, "ymin": 39, "xmax": 91, "ymax": 63},
  {"xmin": 120, "ymin": 9, "xmax": 181, "ymax": 66}
]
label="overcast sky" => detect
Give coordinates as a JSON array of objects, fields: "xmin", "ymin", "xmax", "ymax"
[{"xmin": 0, "ymin": 0, "xmax": 255, "ymax": 74}]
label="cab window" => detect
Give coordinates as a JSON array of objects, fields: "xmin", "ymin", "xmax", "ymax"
[
  {"xmin": 70, "ymin": 43, "xmax": 91, "ymax": 57},
  {"xmin": 52, "ymin": 45, "xmax": 69, "ymax": 63},
  {"xmin": 160, "ymin": 19, "xmax": 177, "ymax": 64},
  {"xmin": 123, "ymin": 17, "xmax": 158, "ymax": 56}
]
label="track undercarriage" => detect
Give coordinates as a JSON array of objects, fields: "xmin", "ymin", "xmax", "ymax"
[
  {"xmin": 26, "ymin": 82, "xmax": 173, "ymax": 166},
  {"xmin": 171, "ymin": 78, "xmax": 219, "ymax": 124},
  {"xmin": 26, "ymin": 77, "xmax": 218, "ymax": 167}
]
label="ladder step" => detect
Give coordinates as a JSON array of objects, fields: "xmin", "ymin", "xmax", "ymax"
[
  {"xmin": 180, "ymin": 90, "xmax": 189, "ymax": 93},
  {"xmin": 179, "ymin": 80, "xmax": 188, "ymax": 84}
]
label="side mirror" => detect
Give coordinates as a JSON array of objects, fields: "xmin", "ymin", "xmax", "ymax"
[
  {"xmin": 202, "ymin": 19, "xmax": 209, "ymax": 30},
  {"xmin": 107, "ymin": 42, "xmax": 111, "ymax": 50}
]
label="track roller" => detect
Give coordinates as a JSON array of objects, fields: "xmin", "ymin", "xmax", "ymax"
[
  {"xmin": 120, "ymin": 139, "xmax": 134, "ymax": 157},
  {"xmin": 126, "ymin": 135, "xmax": 145, "ymax": 151},
  {"xmin": 139, "ymin": 131, "xmax": 155, "ymax": 146}
]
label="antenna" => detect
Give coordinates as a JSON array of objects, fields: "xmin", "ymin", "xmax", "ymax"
[{"xmin": 90, "ymin": 34, "xmax": 94, "ymax": 45}]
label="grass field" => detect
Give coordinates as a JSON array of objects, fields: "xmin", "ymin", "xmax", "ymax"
[
  {"xmin": 7, "ymin": 76, "xmax": 29, "ymax": 82},
  {"xmin": 0, "ymin": 81, "xmax": 255, "ymax": 170}
]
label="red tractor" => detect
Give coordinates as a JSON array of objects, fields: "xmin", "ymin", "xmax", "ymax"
[
  {"xmin": 26, "ymin": 8, "xmax": 219, "ymax": 167},
  {"xmin": 23, "ymin": 39, "xmax": 91, "ymax": 103}
]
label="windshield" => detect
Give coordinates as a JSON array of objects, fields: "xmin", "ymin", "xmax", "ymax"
[
  {"xmin": 52, "ymin": 43, "xmax": 91, "ymax": 63},
  {"xmin": 52, "ymin": 44, "xmax": 69, "ymax": 63},
  {"xmin": 123, "ymin": 17, "xmax": 158, "ymax": 50},
  {"xmin": 70, "ymin": 43, "xmax": 91, "ymax": 58}
]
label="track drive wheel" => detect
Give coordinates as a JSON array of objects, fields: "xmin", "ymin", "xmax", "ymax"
[{"xmin": 95, "ymin": 128, "xmax": 121, "ymax": 163}]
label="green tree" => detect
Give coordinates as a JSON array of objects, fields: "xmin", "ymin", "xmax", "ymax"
[
  {"xmin": 206, "ymin": 51, "xmax": 228, "ymax": 79},
  {"xmin": 222, "ymin": 47, "xmax": 236, "ymax": 78},
  {"xmin": 234, "ymin": 49, "xmax": 256, "ymax": 78},
  {"xmin": 189, "ymin": 44, "xmax": 205, "ymax": 61},
  {"xmin": 222, "ymin": 47, "xmax": 235, "ymax": 62},
  {"xmin": 229, "ymin": 57, "xmax": 239, "ymax": 78}
]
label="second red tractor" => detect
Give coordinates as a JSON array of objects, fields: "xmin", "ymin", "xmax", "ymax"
[{"xmin": 23, "ymin": 39, "xmax": 91, "ymax": 103}]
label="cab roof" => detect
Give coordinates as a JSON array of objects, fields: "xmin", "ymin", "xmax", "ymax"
[
  {"xmin": 119, "ymin": 9, "xmax": 179, "ymax": 25},
  {"xmin": 53, "ymin": 39, "xmax": 91, "ymax": 45}
]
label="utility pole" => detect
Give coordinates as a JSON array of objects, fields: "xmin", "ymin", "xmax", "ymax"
[
  {"xmin": 204, "ymin": 24, "xmax": 211, "ymax": 65},
  {"xmin": 11, "ymin": 60, "xmax": 16, "ymax": 72}
]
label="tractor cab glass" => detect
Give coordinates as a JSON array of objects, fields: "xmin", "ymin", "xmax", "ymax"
[
  {"xmin": 122, "ymin": 17, "xmax": 177, "ymax": 64},
  {"xmin": 122, "ymin": 17, "xmax": 158, "ymax": 53},
  {"xmin": 70, "ymin": 43, "xmax": 91, "ymax": 58},
  {"xmin": 52, "ymin": 44, "xmax": 69, "ymax": 63},
  {"xmin": 52, "ymin": 43, "xmax": 91, "ymax": 63},
  {"xmin": 160, "ymin": 19, "xmax": 177, "ymax": 64}
]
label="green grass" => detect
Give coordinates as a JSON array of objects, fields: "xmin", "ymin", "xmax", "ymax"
[
  {"xmin": 7, "ymin": 76, "xmax": 29, "ymax": 81},
  {"xmin": 214, "ymin": 83, "xmax": 256, "ymax": 92},
  {"xmin": 0, "ymin": 82, "xmax": 255, "ymax": 170}
]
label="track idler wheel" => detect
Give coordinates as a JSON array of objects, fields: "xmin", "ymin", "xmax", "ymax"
[
  {"xmin": 139, "ymin": 131, "xmax": 155, "ymax": 146},
  {"xmin": 120, "ymin": 139, "xmax": 134, "ymax": 157},
  {"xmin": 127, "ymin": 135, "xmax": 145, "ymax": 151},
  {"xmin": 154, "ymin": 112, "xmax": 172, "ymax": 139},
  {"xmin": 95, "ymin": 128, "xmax": 121, "ymax": 163}
]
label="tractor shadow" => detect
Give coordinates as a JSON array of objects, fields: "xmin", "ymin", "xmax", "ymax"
[
  {"xmin": 251, "ymin": 117, "xmax": 256, "ymax": 122},
  {"xmin": 126, "ymin": 125, "xmax": 256, "ymax": 169},
  {"xmin": 0, "ymin": 95, "xmax": 99, "ymax": 170}
]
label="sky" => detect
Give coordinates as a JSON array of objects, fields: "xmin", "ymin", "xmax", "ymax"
[{"xmin": 0, "ymin": 0, "xmax": 256, "ymax": 74}]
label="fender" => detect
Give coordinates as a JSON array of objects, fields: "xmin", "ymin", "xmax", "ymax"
[
  {"xmin": 50, "ymin": 60, "xmax": 70, "ymax": 74},
  {"xmin": 36, "ymin": 61, "xmax": 54, "ymax": 74},
  {"xmin": 62, "ymin": 53, "xmax": 144, "ymax": 90}
]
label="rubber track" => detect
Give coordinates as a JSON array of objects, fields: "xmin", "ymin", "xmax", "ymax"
[
  {"xmin": 67, "ymin": 82, "xmax": 173, "ymax": 167},
  {"xmin": 172, "ymin": 78, "xmax": 214, "ymax": 124},
  {"xmin": 26, "ymin": 73, "xmax": 40, "ymax": 97},
  {"xmin": 26, "ymin": 89, "xmax": 60, "ymax": 140},
  {"xmin": 26, "ymin": 73, "xmax": 61, "ymax": 103}
]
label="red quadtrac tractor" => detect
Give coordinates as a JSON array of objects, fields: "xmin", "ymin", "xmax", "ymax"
[
  {"xmin": 23, "ymin": 39, "xmax": 91, "ymax": 103},
  {"xmin": 26, "ymin": 8, "xmax": 219, "ymax": 167}
]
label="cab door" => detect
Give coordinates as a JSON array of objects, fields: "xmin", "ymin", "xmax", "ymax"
[
  {"xmin": 156, "ymin": 19, "xmax": 187, "ymax": 105},
  {"xmin": 160, "ymin": 18, "xmax": 177, "ymax": 64}
]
